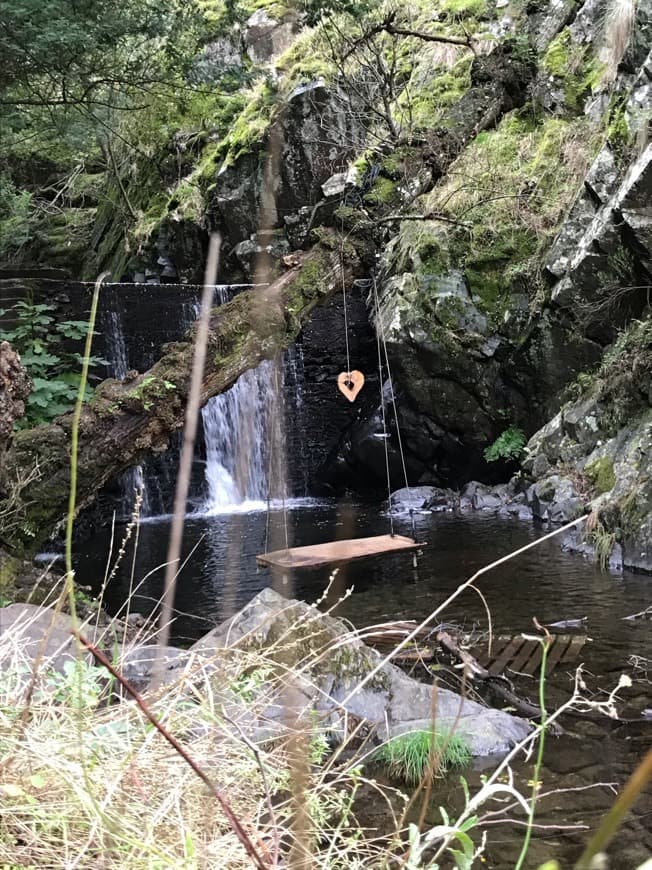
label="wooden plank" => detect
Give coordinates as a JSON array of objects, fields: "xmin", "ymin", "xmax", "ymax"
[
  {"xmin": 560, "ymin": 633, "xmax": 587, "ymax": 663},
  {"xmin": 489, "ymin": 636, "xmax": 526, "ymax": 675},
  {"xmin": 510, "ymin": 639, "xmax": 537, "ymax": 674},
  {"xmin": 523, "ymin": 641, "xmax": 545, "ymax": 676},
  {"xmin": 546, "ymin": 635, "xmax": 573, "ymax": 674},
  {"xmin": 478, "ymin": 635, "xmax": 511, "ymax": 668},
  {"xmin": 256, "ymin": 534, "xmax": 420, "ymax": 569}
]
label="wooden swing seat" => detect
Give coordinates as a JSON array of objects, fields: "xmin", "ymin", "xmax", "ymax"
[{"xmin": 256, "ymin": 534, "xmax": 420, "ymax": 569}]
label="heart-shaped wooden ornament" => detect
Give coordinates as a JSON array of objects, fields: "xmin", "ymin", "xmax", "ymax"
[{"xmin": 337, "ymin": 370, "xmax": 365, "ymax": 402}]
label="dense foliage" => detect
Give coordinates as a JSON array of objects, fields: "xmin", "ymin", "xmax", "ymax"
[{"xmin": 0, "ymin": 301, "xmax": 105, "ymax": 426}]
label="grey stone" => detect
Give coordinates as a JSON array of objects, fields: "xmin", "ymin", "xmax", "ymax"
[
  {"xmin": 244, "ymin": 9, "xmax": 301, "ymax": 65},
  {"xmin": 472, "ymin": 483, "xmax": 508, "ymax": 511},
  {"xmin": 585, "ymin": 147, "xmax": 620, "ymax": 204},
  {"xmin": 531, "ymin": 453, "xmax": 551, "ymax": 479},
  {"xmin": 563, "ymin": 396, "xmax": 603, "ymax": 451},
  {"xmin": 389, "ymin": 486, "xmax": 438, "ymax": 511},
  {"xmin": 194, "ymin": 588, "xmax": 531, "ymax": 756},
  {"xmin": 321, "ymin": 172, "xmax": 348, "ymax": 198},
  {"xmin": 0, "ymin": 604, "xmax": 98, "ymax": 678},
  {"xmin": 528, "ymin": 475, "xmax": 584, "ymax": 523}
]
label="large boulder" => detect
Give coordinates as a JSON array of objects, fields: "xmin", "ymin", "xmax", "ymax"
[
  {"xmin": 194, "ymin": 588, "xmax": 531, "ymax": 756},
  {"xmin": 0, "ymin": 604, "xmax": 105, "ymax": 680}
]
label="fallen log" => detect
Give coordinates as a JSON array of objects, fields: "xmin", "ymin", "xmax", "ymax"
[{"xmin": 0, "ymin": 239, "xmax": 363, "ymax": 555}]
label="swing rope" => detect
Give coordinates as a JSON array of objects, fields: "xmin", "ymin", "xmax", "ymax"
[
  {"xmin": 273, "ymin": 358, "xmax": 291, "ymax": 554},
  {"xmin": 371, "ymin": 272, "xmax": 418, "ymax": 544},
  {"xmin": 340, "ymin": 248, "xmax": 352, "ymax": 376},
  {"xmin": 375, "ymin": 308, "xmax": 395, "ymax": 538}
]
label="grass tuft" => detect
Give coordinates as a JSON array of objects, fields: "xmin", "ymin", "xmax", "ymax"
[{"xmin": 373, "ymin": 728, "xmax": 471, "ymax": 785}]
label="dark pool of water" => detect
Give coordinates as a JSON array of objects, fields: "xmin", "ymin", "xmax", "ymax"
[{"xmin": 74, "ymin": 502, "xmax": 652, "ymax": 868}]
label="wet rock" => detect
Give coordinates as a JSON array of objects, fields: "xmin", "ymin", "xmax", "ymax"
[
  {"xmin": 389, "ymin": 486, "xmax": 444, "ymax": 512},
  {"xmin": 208, "ymin": 82, "xmax": 363, "ymax": 249},
  {"xmin": 234, "ymin": 230, "xmax": 289, "ymax": 279},
  {"xmin": 194, "ymin": 588, "xmax": 531, "ymax": 756},
  {"xmin": 528, "ymin": 475, "xmax": 584, "ymax": 523},
  {"xmin": 472, "ymin": 482, "xmax": 508, "ymax": 511}
]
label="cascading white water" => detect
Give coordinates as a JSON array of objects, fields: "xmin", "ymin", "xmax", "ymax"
[
  {"xmin": 103, "ymin": 307, "xmax": 151, "ymax": 516},
  {"xmin": 201, "ymin": 360, "xmax": 277, "ymax": 512}
]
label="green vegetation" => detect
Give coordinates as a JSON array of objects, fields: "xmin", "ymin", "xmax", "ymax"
[
  {"xmin": 0, "ymin": 175, "xmax": 32, "ymax": 261},
  {"xmin": 484, "ymin": 426, "xmax": 526, "ymax": 462},
  {"xmin": 122, "ymin": 375, "xmax": 177, "ymax": 412},
  {"xmin": 542, "ymin": 28, "xmax": 604, "ymax": 111},
  {"xmin": 585, "ymin": 457, "xmax": 616, "ymax": 494},
  {"xmin": 0, "ymin": 301, "xmax": 105, "ymax": 426},
  {"xmin": 403, "ymin": 54, "xmax": 473, "ymax": 131},
  {"xmin": 373, "ymin": 728, "xmax": 471, "ymax": 785},
  {"xmin": 427, "ymin": 110, "xmax": 600, "ymax": 317}
]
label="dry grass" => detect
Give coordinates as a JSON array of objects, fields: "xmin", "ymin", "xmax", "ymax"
[{"xmin": 0, "ymin": 596, "xmax": 402, "ymax": 869}]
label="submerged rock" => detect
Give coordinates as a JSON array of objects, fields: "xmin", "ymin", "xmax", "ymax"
[{"xmin": 194, "ymin": 587, "xmax": 531, "ymax": 756}]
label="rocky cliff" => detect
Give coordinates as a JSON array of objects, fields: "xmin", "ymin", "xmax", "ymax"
[{"xmin": 2, "ymin": 0, "xmax": 651, "ymax": 568}]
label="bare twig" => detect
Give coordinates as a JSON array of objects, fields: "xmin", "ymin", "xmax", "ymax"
[{"xmin": 154, "ymin": 234, "xmax": 221, "ymax": 678}]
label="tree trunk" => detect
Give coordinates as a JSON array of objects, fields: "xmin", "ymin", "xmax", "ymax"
[{"xmin": 0, "ymin": 241, "xmax": 362, "ymax": 555}]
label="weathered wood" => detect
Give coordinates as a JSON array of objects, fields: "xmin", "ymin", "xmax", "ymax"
[
  {"xmin": 257, "ymin": 534, "xmax": 419, "ymax": 569},
  {"xmin": 436, "ymin": 630, "xmax": 544, "ymax": 722},
  {"xmin": 489, "ymin": 636, "xmax": 526, "ymax": 675},
  {"xmin": 1, "ymin": 240, "xmax": 363, "ymax": 555},
  {"xmin": 479, "ymin": 633, "xmax": 587, "ymax": 677},
  {"xmin": 545, "ymin": 635, "xmax": 573, "ymax": 674}
]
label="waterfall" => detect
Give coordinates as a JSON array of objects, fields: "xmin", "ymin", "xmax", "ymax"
[
  {"xmin": 201, "ymin": 361, "xmax": 277, "ymax": 512},
  {"xmin": 102, "ymin": 287, "xmax": 201, "ymax": 518},
  {"xmin": 103, "ymin": 305, "xmax": 151, "ymax": 517}
]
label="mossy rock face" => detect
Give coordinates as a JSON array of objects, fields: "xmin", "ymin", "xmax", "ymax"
[
  {"xmin": 0, "ymin": 552, "xmax": 21, "ymax": 598},
  {"xmin": 426, "ymin": 110, "xmax": 600, "ymax": 319},
  {"xmin": 585, "ymin": 456, "xmax": 616, "ymax": 494},
  {"xmin": 542, "ymin": 27, "xmax": 604, "ymax": 112}
]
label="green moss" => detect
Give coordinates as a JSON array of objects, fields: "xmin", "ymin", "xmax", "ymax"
[
  {"xmin": 404, "ymin": 55, "xmax": 473, "ymax": 132},
  {"xmin": 287, "ymin": 252, "xmax": 330, "ymax": 306},
  {"xmin": 121, "ymin": 375, "xmax": 177, "ymax": 412},
  {"xmin": 388, "ymin": 220, "xmax": 450, "ymax": 279},
  {"xmin": 427, "ymin": 110, "xmax": 601, "ymax": 317},
  {"xmin": 167, "ymin": 181, "xmax": 205, "ymax": 222},
  {"xmin": 543, "ymin": 29, "xmax": 572, "ymax": 77},
  {"xmin": 363, "ymin": 176, "xmax": 399, "ymax": 206},
  {"xmin": 585, "ymin": 457, "xmax": 616, "ymax": 494},
  {"xmin": 218, "ymin": 79, "xmax": 278, "ymax": 166},
  {"xmin": 0, "ymin": 552, "xmax": 21, "ymax": 594},
  {"xmin": 443, "ymin": 0, "xmax": 488, "ymax": 19},
  {"xmin": 543, "ymin": 28, "xmax": 604, "ymax": 111},
  {"xmin": 275, "ymin": 31, "xmax": 333, "ymax": 88}
]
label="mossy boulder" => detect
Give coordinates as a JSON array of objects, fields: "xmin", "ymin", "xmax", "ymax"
[{"xmin": 193, "ymin": 587, "xmax": 531, "ymax": 754}]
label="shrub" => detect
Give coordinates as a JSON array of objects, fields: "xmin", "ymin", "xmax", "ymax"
[
  {"xmin": 0, "ymin": 300, "xmax": 105, "ymax": 427},
  {"xmin": 484, "ymin": 427, "xmax": 526, "ymax": 462}
]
